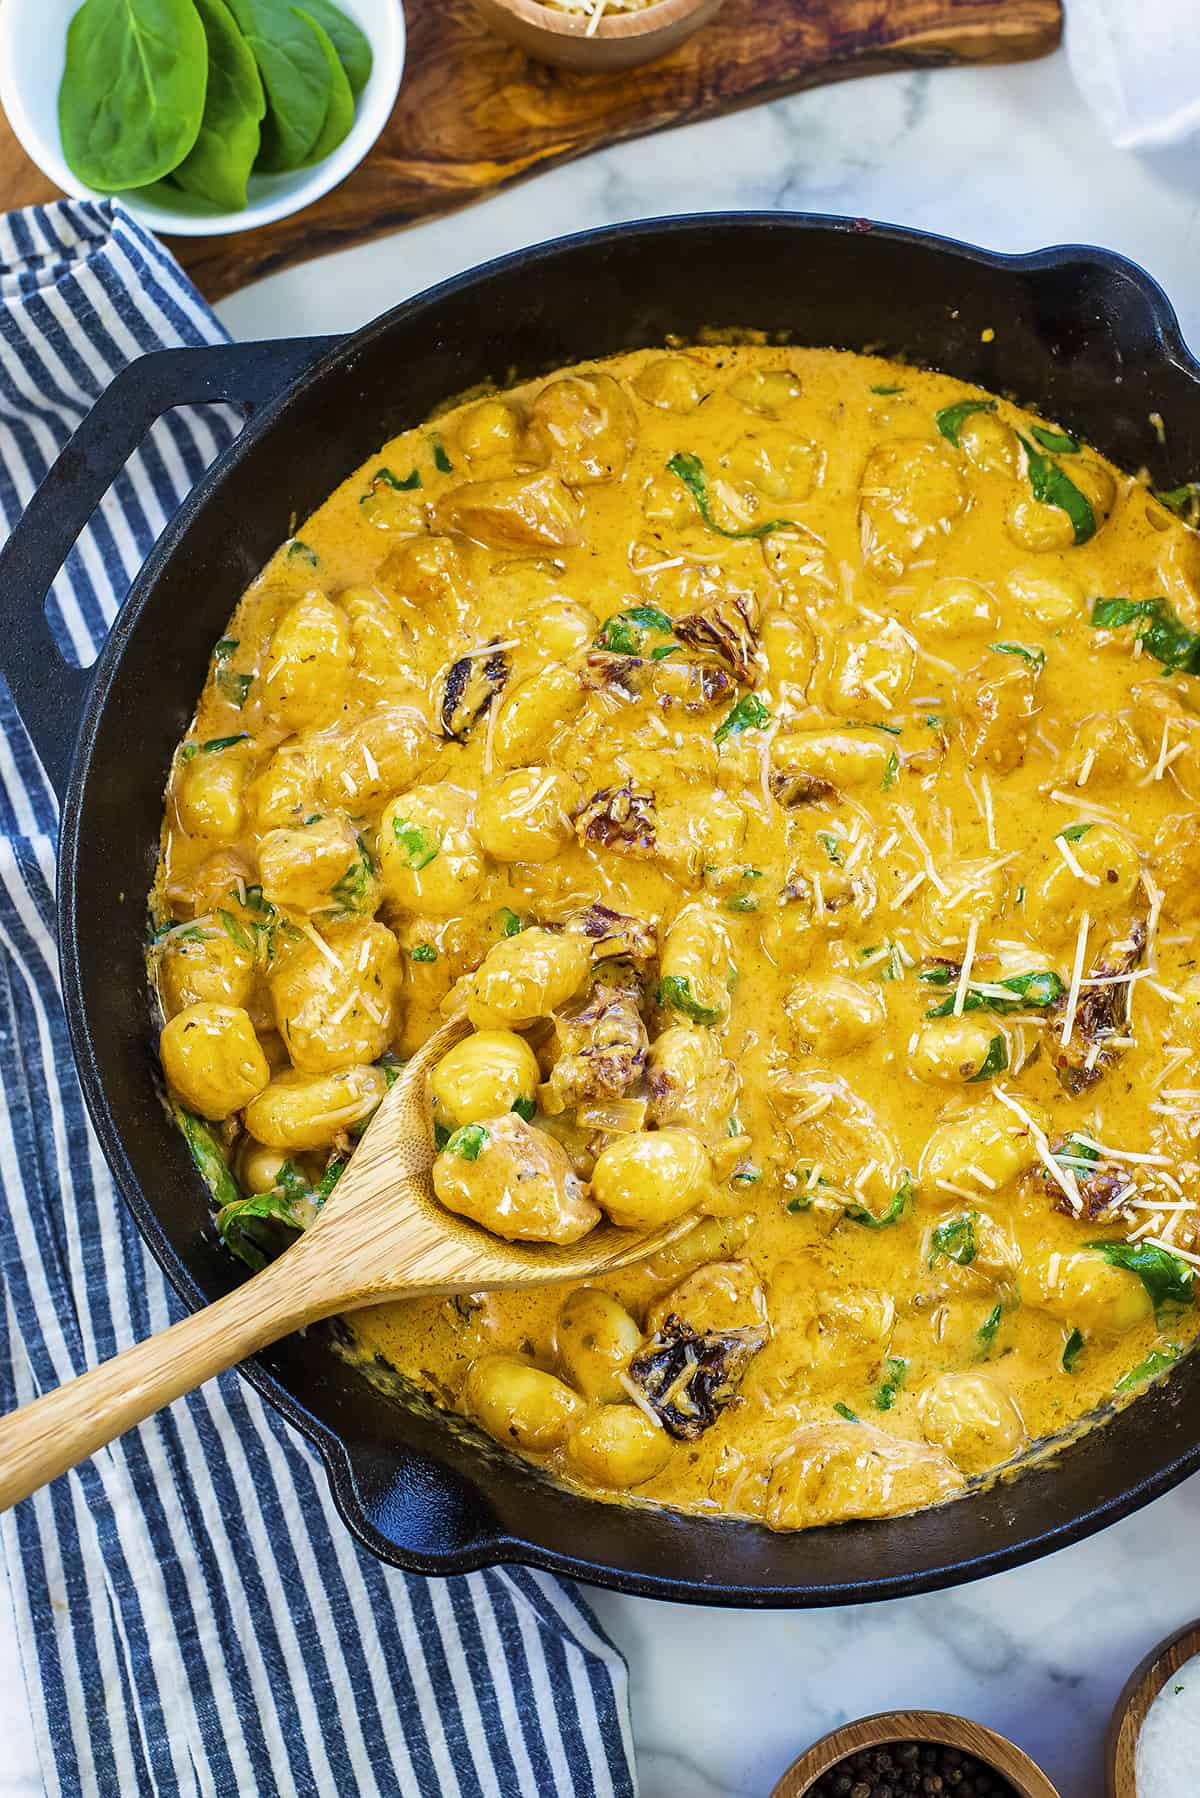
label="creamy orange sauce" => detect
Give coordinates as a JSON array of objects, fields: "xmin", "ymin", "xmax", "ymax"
[{"xmin": 152, "ymin": 344, "xmax": 1200, "ymax": 1531}]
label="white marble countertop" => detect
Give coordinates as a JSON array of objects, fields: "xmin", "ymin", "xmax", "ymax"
[{"xmin": 6, "ymin": 39, "xmax": 1200, "ymax": 1798}]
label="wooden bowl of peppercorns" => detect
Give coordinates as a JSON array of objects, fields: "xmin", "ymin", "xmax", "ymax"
[{"xmin": 771, "ymin": 1711, "xmax": 1062, "ymax": 1798}]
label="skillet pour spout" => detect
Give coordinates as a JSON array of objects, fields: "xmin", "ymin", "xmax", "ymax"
[{"xmin": 3, "ymin": 214, "xmax": 1200, "ymax": 1604}]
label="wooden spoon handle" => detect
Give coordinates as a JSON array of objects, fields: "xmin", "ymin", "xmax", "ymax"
[{"xmin": 0, "ymin": 1244, "xmax": 330, "ymax": 1511}]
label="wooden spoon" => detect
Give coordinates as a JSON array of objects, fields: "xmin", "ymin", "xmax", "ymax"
[{"xmin": 0, "ymin": 1014, "xmax": 691, "ymax": 1509}]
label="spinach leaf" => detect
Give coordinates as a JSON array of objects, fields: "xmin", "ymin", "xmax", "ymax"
[
  {"xmin": 874, "ymin": 1356, "xmax": 908, "ymax": 1411},
  {"xmin": 1057, "ymin": 822, "xmax": 1092, "ymax": 843},
  {"xmin": 846, "ymin": 1174, "xmax": 913, "ymax": 1230},
  {"xmin": 329, "ymin": 834, "xmax": 374, "ymax": 911},
  {"xmin": 1087, "ymin": 1240, "xmax": 1194, "ymax": 1313},
  {"xmin": 1115, "ymin": 1341, "xmax": 1181, "ymax": 1393},
  {"xmin": 1089, "ymin": 595, "xmax": 1200, "ymax": 674},
  {"xmin": 410, "ymin": 942, "xmax": 437, "ymax": 963},
  {"xmin": 833, "ymin": 1402, "xmax": 860, "ymax": 1423},
  {"xmin": 59, "ymin": 0, "xmax": 208, "ymax": 192},
  {"xmin": 656, "ymin": 974, "xmax": 723, "ymax": 1025},
  {"xmin": 172, "ymin": 0, "xmax": 266, "ymax": 211},
  {"xmin": 990, "ymin": 640, "xmax": 1046, "ymax": 669},
  {"xmin": 977, "ymin": 1303, "xmax": 1003, "ymax": 1352},
  {"xmin": 881, "ymin": 749, "xmax": 900, "ymax": 791},
  {"xmin": 294, "ymin": 9, "xmax": 355, "ymax": 167},
  {"xmin": 445, "ymin": 1123, "xmax": 488, "ymax": 1161},
  {"xmin": 968, "ymin": 1033, "xmax": 1008, "ymax": 1082},
  {"xmin": 935, "ymin": 398, "xmax": 995, "ymax": 446},
  {"xmin": 923, "ymin": 968, "xmax": 1065, "ymax": 1019},
  {"xmin": 173, "ymin": 1105, "xmax": 241, "ymax": 1210},
  {"xmin": 429, "ymin": 432, "xmax": 454, "ymax": 474},
  {"xmin": 1015, "ymin": 432, "xmax": 1096, "ymax": 545},
  {"xmin": 217, "ymin": 669, "xmax": 254, "ymax": 707},
  {"xmin": 295, "ymin": 0, "xmax": 372, "ymax": 93},
  {"xmin": 666, "ymin": 452, "xmax": 798, "ymax": 539},
  {"xmin": 1062, "ymin": 1327, "xmax": 1084, "ymax": 1373},
  {"xmin": 511, "ymin": 1095, "xmax": 537, "ymax": 1122},
  {"xmin": 816, "ymin": 831, "xmax": 844, "ymax": 866},
  {"xmin": 1030, "ymin": 424, "xmax": 1079, "ymax": 455},
  {"xmin": 929, "ymin": 1213, "xmax": 977, "ymax": 1268},
  {"xmin": 871, "ymin": 384, "xmax": 905, "ymax": 396},
  {"xmin": 215, "ymin": 908, "xmax": 255, "ymax": 953},
  {"xmin": 366, "ymin": 466, "xmax": 421, "ymax": 494},
  {"xmin": 288, "ymin": 539, "xmax": 319, "ymax": 564},
  {"xmin": 217, "ymin": 1188, "xmax": 307, "ymax": 1271},
  {"xmin": 1156, "ymin": 482, "xmax": 1200, "ymax": 520},
  {"xmin": 596, "ymin": 606, "xmax": 675, "ymax": 657},
  {"xmin": 225, "ymin": 0, "xmax": 331, "ymax": 171},
  {"xmin": 200, "ymin": 733, "xmax": 249, "ymax": 753},
  {"xmin": 494, "ymin": 907, "xmax": 524, "ymax": 937},
  {"xmin": 714, "ymin": 692, "xmax": 771, "ymax": 746},
  {"xmin": 391, "ymin": 817, "xmax": 440, "ymax": 870}
]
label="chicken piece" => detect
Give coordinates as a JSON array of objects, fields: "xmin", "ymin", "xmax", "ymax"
[
  {"xmin": 434, "ymin": 471, "xmax": 583, "ymax": 550},
  {"xmin": 765, "ymin": 1422, "xmax": 963, "ymax": 1529},
  {"xmin": 960, "ymin": 658, "xmax": 1040, "ymax": 774}
]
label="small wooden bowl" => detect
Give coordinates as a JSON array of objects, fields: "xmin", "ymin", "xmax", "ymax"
[
  {"xmin": 1108, "ymin": 1618, "xmax": 1200, "ymax": 1796},
  {"xmin": 771, "ymin": 1710, "xmax": 1062, "ymax": 1798},
  {"xmin": 467, "ymin": 0, "xmax": 726, "ymax": 71}
]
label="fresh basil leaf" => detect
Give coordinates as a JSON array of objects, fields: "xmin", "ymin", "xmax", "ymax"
[
  {"xmin": 391, "ymin": 817, "xmax": 440, "ymax": 870},
  {"xmin": 929, "ymin": 1213, "xmax": 977, "ymax": 1269},
  {"xmin": 1087, "ymin": 1240, "xmax": 1194, "ymax": 1313},
  {"xmin": 59, "ymin": 0, "xmax": 208, "ymax": 191},
  {"xmin": 846, "ymin": 1174, "xmax": 913, "ymax": 1230},
  {"xmin": 874, "ymin": 1356, "xmax": 908, "ymax": 1411},
  {"xmin": 445, "ymin": 1123, "xmax": 489, "ymax": 1161},
  {"xmin": 1030, "ymin": 424, "xmax": 1079, "ymax": 455},
  {"xmin": 1062, "ymin": 1327, "xmax": 1084, "ymax": 1373},
  {"xmin": 667, "ymin": 451, "xmax": 799, "ymax": 539},
  {"xmin": 714, "ymin": 692, "xmax": 771, "ymax": 747},
  {"xmin": 833, "ymin": 1402, "xmax": 859, "ymax": 1423},
  {"xmin": 968, "ymin": 1033, "xmax": 1008, "ymax": 1082},
  {"xmin": 1114, "ymin": 1341, "xmax": 1181, "ymax": 1394},
  {"xmin": 990, "ymin": 641, "xmax": 1046, "ymax": 669},
  {"xmin": 1057, "ymin": 822, "xmax": 1093, "ymax": 843},
  {"xmin": 656, "ymin": 974, "xmax": 723, "ymax": 1025},
  {"xmin": 935, "ymin": 398, "xmax": 996, "ymax": 446},
  {"xmin": 1016, "ymin": 432, "xmax": 1096, "ymax": 545}
]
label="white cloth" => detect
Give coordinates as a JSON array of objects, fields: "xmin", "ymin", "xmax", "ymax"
[{"xmin": 1066, "ymin": 0, "xmax": 1200, "ymax": 149}]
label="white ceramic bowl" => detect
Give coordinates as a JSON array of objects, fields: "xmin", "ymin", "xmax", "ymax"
[{"xmin": 0, "ymin": 0, "xmax": 405, "ymax": 236}]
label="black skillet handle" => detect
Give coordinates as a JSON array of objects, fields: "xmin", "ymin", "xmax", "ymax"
[{"xmin": 0, "ymin": 335, "xmax": 337, "ymax": 801}]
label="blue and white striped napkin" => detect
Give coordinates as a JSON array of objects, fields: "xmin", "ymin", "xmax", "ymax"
[{"xmin": 0, "ymin": 199, "xmax": 637, "ymax": 1798}]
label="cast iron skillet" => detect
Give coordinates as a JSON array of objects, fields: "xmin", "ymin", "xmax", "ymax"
[{"xmin": 3, "ymin": 214, "xmax": 1200, "ymax": 1607}]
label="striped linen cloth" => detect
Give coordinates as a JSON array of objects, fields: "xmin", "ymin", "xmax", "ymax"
[{"xmin": 0, "ymin": 199, "xmax": 637, "ymax": 1798}]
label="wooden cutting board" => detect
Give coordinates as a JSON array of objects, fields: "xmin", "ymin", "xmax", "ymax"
[{"xmin": 0, "ymin": 0, "xmax": 1060, "ymax": 302}]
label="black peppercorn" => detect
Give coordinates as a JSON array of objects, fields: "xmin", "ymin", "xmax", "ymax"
[{"xmin": 806, "ymin": 1739, "xmax": 1020, "ymax": 1798}]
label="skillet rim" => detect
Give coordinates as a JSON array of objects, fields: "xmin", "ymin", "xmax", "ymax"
[{"xmin": 55, "ymin": 211, "xmax": 1200, "ymax": 1605}]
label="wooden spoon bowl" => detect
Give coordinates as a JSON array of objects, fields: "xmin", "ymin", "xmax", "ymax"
[
  {"xmin": 467, "ymin": 0, "xmax": 727, "ymax": 72},
  {"xmin": 0, "ymin": 1013, "xmax": 693, "ymax": 1508},
  {"xmin": 771, "ymin": 1710, "xmax": 1062, "ymax": 1798},
  {"xmin": 1107, "ymin": 1619, "xmax": 1200, "ymax": 1797}
]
